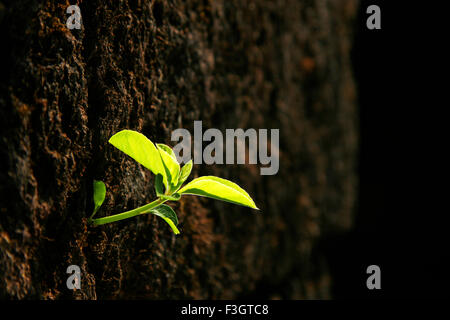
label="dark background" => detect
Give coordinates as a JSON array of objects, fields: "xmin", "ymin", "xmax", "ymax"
[{"xmin": 324, "ymin": 0, "xmax": 448, "ymax": 298}]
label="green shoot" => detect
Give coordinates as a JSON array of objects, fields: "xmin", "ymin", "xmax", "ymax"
[{"xmin": 89, "ymin": 130, "xmax": 259, "ymax": 234}]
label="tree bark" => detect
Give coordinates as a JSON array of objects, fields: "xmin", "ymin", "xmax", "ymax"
[{"xmin": 0, "ymin": 0, "xmax": 358, "ymax": 299}]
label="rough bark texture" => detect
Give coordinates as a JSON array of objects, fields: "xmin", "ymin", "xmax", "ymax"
[{"xmin": 0, "ymin": 0, "xmax": 358, "ymax": 299}]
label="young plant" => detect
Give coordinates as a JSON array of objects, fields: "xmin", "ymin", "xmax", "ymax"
[{"xmin": 89, "ymin": 130, "xmax": 259, "ymax": 234}]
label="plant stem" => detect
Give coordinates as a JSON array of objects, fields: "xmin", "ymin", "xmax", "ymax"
[
  {"xmin": 89, "ymin": 198, "xmax": 166, "ymax": 226},
  {"xmin": 89, "ymin": 208, "xmax": 99, "ymax": 220}
]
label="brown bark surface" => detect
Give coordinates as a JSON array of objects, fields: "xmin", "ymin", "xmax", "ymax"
[{"xmin": 0, "ymin": 0, "xmax": 358, "ymax": 299}]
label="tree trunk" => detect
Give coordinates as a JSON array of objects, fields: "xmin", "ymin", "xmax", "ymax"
[{"xmin": 0, "ymin": 0, "xmax": 358, "ymax": 299}]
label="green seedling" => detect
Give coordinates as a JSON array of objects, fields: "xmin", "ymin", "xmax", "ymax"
[{"xmin": 89, "ymin": 130, "xmax": 259, "ymax": 234}]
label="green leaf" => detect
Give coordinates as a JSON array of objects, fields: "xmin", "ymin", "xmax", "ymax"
[
  {"xmin": 178, "ymin": 176, "xmax": 258, "ymax": 209},
  {"xmin": 150, "ymin": 204, "xmax": 180, "ymax": 234},
  {"xmin": 175, "ymin": 160, "xmax": 193, "ymax": 190},
  {"xmin": 109, "ymin": 130, "xmax": 168, "ymax": 188},
  {"xmin": 156, "ymin": 144, "xmax": 180, "ymax": 191},
  {"xmin": 92, "ymin": 180, "xmax": 106, "ymax": 218},
  {"xmin": 154, "ymin": 174, "xmax": 165, "ymax": 196},
  {"xmin": 156, "ymin": 143, "xmax": 178, "ymax": 162}
]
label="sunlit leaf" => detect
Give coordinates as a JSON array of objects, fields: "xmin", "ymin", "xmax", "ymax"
[
  {"xmin": 150, "ymin": 204, "xmax": 180, "ymax": 234},
  {"xmin": 156, "ymin": 144, "xmax": 178, "ymax": 163},
  {"xmin": 109, "ymin": 130, "xmax": 168, "ymax": 188},
  {"xmin": 178, "ymin": 176, "xmax": 258, "ymax": 209},
  {"xmin": 156, "ymin": 143, "xmax": 180, "ymax": 191},
  {"xmin": 175, "ymin": 160, "xmax": 193, "ymax": 190},
  {"xmin": 92, "ymin": 180, "xmax": 106, "ymax": 218}
]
